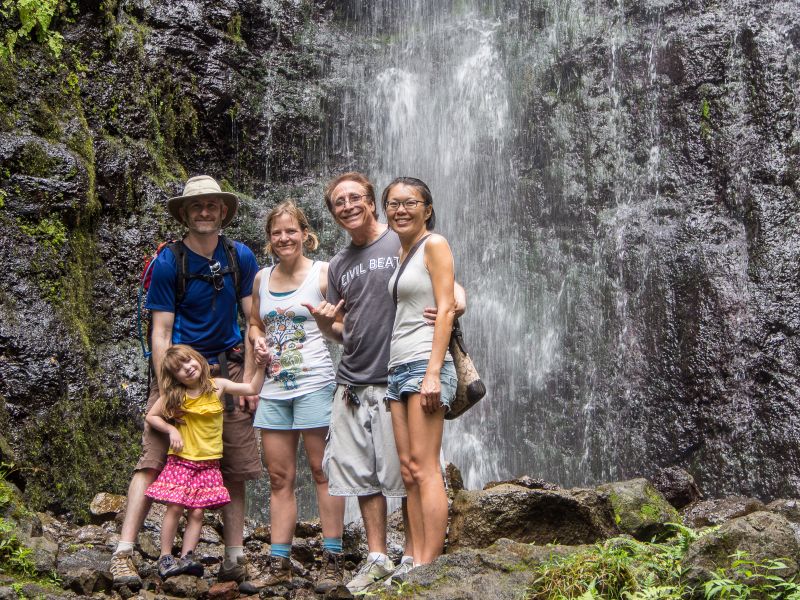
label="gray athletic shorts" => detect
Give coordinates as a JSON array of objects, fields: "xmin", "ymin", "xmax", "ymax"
[{"xmin": 322, "ymin": 383, "xmax": 406, "ymax": 497}]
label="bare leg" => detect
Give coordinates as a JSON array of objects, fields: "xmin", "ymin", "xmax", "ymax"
[
  {"xmin": 120, "ymin": 469, "xmax": 158, "ymax": 543},
  {"xmin": 390, "ymin": 401, "xmax": 421, "ymax": 561},
  {"xmin": 302, "ymin": 427, "xmax": 345, "ymax": 540},
  {"xmin": 358, "ymin": 493, "xmax": 388, "ymax": 554},
  {"xmin": 181, "ymin": 508, "xmax": 204, "ymax": 555},
  {"xmin": 261, "ymin": 429, "xmax": 300, "ymax": 544},
  {"xmin": 222, "ymin": 480, "xmax": 246, "ymax": 548},
  {"xmin": 401, "ymin": 497, "xmax": 413, "ymax": 557},
  {"xmin": 160, "ymin": 504, "xmax": 183, "ymax": 556},
  {"xmin": 406, "ymin": 393, "xmax": 447, "ymax": 564}
]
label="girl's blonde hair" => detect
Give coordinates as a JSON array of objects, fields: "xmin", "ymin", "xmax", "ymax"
[
  {"xmin": 160, "ymin": 345, "xmax": 215, "ymax": 419},
  {"xmin": 265, "ymin": 200, "xmax": 320, "ymax": 257}
]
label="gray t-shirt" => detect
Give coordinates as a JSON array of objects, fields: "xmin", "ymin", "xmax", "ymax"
[{"xmin": 327, "ymin": 228, "xmax": 400, "ymax": 385}]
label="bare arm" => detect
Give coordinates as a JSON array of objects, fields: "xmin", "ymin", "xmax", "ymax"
[
  {"xmin": 420, "ymin": 235, "xmax": 456, "ymax": 414},
  {"xmin": 150, "ymin": 311, "xmax": 175, "ymax": 397},
  {"xmin": 145, "ymin": 395, "xmax": 183, "ymax": 451},
  {"xmin": 239, "ymin": 274, "xmax": 262, "ymax": 412},
  {"xmin": 422, "ymin": 281, "xmax": 466, "ymax": 323},
  {"xmin": 216, "ymin": 364, "xmax": 267, "ymax": 398},
  {"xmin": 303, "ymin": 263, "xmax": 345, "ymax": 343}
]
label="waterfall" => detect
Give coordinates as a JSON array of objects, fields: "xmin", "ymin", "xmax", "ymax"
[
  {"xmin": 248, "ymin": 0, "xmax": 797, "ymax": 522},
  {"xmin": 323, "ymin": 0, "xmax": 672, "ymax": 494}
]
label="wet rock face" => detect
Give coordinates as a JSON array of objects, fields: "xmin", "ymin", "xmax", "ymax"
[
  {"xmin": 501, "ymin": 0, "xmax": 800, "ymax": 498},
  {"xmin": 448, "ymin": 484, "xmax": 619, "ymax": 551},
  {"xmin": 0, "ymin": 0, "xmax": 337, "ymax": 518}
]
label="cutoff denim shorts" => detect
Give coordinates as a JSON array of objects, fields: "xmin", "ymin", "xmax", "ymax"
[
  {"xmin": 253, "ymin": 382, "xmax": 336, "ymax": 430},
  {"xmin": 385, "ymin": 359, "xmax": 457, "ymax": 410}
]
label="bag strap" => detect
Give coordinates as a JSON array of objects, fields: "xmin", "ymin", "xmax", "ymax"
[{"xmin": 392, "ymin": 234, "xmax": 431, "ymax": 305}]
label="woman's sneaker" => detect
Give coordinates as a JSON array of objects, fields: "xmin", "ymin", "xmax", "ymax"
[
  {"xmin": 158, "ymin": 554, "xmax": 184, "ymax": 579},
  {"xmin": 346, "ymin": 555, "xmax": 395, "ymax": 593},
  {"xmin": 238, "ymin": 555, "xmax": 292, "ymax": 594},
  {"xmin": 314, "ymin": 549, "xmax": 345, "ymax": 593},
  {"xmin": 384, "ymin": 557, "xmax": 414, "ymax": 587},
  {"xmin": 178, "ymin": 551, "xmax": 204, "ymax": 577}
]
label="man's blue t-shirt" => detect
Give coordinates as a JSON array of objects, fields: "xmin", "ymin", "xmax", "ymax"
[{"xmin": 145, "ymin": 239, "xmax": 259, "ymax": 362}]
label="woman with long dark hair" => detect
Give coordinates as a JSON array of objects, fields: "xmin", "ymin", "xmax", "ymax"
[{"xmin": 382, "ymin": 177, "xmax": 457, "ymax": 567}]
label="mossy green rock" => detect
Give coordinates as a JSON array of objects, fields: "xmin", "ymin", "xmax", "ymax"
[
  {"xmin": 683, "ymin": 511, "xmax": 800, "ymax": 588},
  {"xmin": 397, "ymin": 538, "xmax": 583, "ymax": 600},
  {"xmin": 597, "ymin": 478, "xmax": 680, "ymax": 540}
]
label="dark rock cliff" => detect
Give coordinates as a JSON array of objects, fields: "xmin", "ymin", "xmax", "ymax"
[
  {"xmin": 0, "ymin": 0, "xmax": 342, "ymax": 519},
  {"xmin": 498, "ymin": 0, "xmax": 800, "ymax": 497}
]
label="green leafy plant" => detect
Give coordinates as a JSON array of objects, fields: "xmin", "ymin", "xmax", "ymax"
[
  {"xmin": 0, "ymin": 0, "xmax": 66, "ymax": 59},
  {"xmin": 704, "ymin": 552, "xmax": 800, "ymax": 599}
]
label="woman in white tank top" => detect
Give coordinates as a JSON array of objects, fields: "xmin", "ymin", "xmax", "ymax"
[
  {"xmin": 382, "ymin": 177, "xmax": 457, "ymax": 568},
  {"xmin": 247, "ymin": 201, "xmax": 344, "ymax": 590}
]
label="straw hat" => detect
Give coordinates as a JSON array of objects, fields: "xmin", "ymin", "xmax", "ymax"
[{"xmin": 167, "ymin": 175, "xmax": 239, "ymax": 227}]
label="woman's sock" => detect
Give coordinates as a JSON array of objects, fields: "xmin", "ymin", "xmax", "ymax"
[
  {"xmin": 323, "ymin": 537, "xmax": 343, "ymax": 554},
  {"xmin": 271, "ymin": 543, "xmax": 292, "ymax": 559}
]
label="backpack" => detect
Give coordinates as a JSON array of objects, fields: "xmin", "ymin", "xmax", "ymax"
[{"xmin": 137, "ymin": 235, "xmax": 243, "ymax": 358}]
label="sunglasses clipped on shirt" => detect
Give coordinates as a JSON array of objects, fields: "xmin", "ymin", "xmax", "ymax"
[{"xmin": 208, "ymin": 260, "xmax": 225, "ymax": 291}]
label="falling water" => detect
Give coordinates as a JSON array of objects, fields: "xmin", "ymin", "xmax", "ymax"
[{"xmin": 320, "ymin": 0, "xmax": 672, "ymax": 493}]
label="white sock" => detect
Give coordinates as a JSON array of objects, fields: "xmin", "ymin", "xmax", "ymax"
[
  {"xmin": 224, "ymin": 546, "xmax": 245, "ymax": 568},
  {"xmin": 114, "ymin": 541, "xmax": 135, "ymax": 555},
  {"xmin": 367, "ymin": 551, "xmax": 387, "ymax": 564},
  {"xmin": 401, "ymin": 555, "xmax": 414, "ymax": 565}
]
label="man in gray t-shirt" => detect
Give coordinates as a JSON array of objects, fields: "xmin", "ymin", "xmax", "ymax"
[{"xmin": 306, "ymin": 172, "xmax": 464, "ymax": 592}]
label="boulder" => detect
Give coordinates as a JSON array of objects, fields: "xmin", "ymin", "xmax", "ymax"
[
  {"xmin": 162, "ymin": 574, "xmax": 210, "ymax": 597},
  {"xmin": 27, "ymin": 535, "xmax": 59, "ymax": 574},
  {"xmin": 650, "ymin": 467, "xmax": 703, "ymax": 509},
  {"xmin": 445, "ymin": 462, "xmax": 465, "ymax": 495},
  {"xmin": 208, "ymin": 580, "xmax": 239, "ymax": 600},
  {"xmin": 448, "ymin": 484, "xmax": 619, "ymax": 551},
  {"xmin": 403, "ymin": 538, "xmax": 582, "ymax": 599},
  {"xmin": 73, "ymin": 524, "xmax": 108, "ymax": 545},
  {"xmin": 89, "ymin": 492, "xmax": 126, "ymax": 524},
  {"xmin": 597, "ymin": 478, "xmax": 681, "ymax": 540},
  {"xmin": 484, "ymin": 476, "xmax": 559, "ymax": 491},
  {"xmin": 683, "ymin": 511, "xmax": 800, "ymax": 588},
  {"xmin": 137, "ymin": 529, "xmax": 161, "ymax": 560},
  {"xmin": 682, "ymin": 496, "xmax": 765, "ymax": 528},
  {"xmin": 766, "ymin": 499, "xmax": 800, "ymax": 523},
  {"xmin": 56, "ymin": 547, "xmax": 113, "ymax": 595}
]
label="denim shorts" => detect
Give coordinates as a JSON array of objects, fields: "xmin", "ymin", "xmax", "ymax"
[
  {"xmin": 253, "ymin": 382, "xmax": 336, "ymax": 430},
  {"xmin": 385, "ymin": 359, "xmax": 457, "ymax": 410}
]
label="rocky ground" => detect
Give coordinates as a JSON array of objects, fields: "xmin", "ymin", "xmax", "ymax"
[{"xmin": 5, "ymin": 465, "xmax": 800, "ymax": 599}]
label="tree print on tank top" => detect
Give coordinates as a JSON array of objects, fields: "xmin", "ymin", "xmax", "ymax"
[{"xmin": 265, "ymin": 307, "xmax": 308, "ymax": 390}]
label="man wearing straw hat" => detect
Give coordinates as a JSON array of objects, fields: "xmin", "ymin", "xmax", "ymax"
[{"xmin": 110, "ymin": 175, "xmax": 264, "ymax": 591}]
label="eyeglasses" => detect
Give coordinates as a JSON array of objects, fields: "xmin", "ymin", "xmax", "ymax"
[
  {"xmin": 385, "ymin": 199, "xmax": 427, "ymax": 211},
  {"xmin": 333, "ymin": 194, "xmax": 369, "ymax": 209},
  {"xmin": 209, "ymin": 260, "xmax": 224, "ymax": 291}
]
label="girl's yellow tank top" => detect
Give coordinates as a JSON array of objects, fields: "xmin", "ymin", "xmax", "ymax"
[{"xmin": 169, "ymin": 380, "xmax": 223, "ymax": 461}]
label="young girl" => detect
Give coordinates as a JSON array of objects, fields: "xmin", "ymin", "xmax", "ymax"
[{"xmin": 144, "ymin": 344, "xmax": 267, "ymax": 580}]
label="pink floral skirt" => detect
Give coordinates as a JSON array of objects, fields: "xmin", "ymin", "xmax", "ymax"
[{"xmin": 145, "ymin": 455, "xmax": 231, "ymax": 509}]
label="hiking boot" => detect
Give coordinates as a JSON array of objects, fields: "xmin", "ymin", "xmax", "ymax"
[
  {"xmin": 158, "ymin": 554, "xmax": 184, "ymax": 579},
  {"xmin": 178, "ymin": 551, "xmax": 204, "ymax": 577},
  {"xmin": 239, "ymin": 555, "xmax": 292, "ymax": 595},
  {"xmin": 217, "ymin": 555, "xmax": 259, "ymax": 585},
  {"xmin": 314, "ymin": 549, "xmax": 345, "ymax": 593},
  {"xmin": 110, "ymin": 550, "xmax": 142, "ymax": 590},
  {"xmin": 384, "ymin": 557, "xmax": 414, "ymax": 587},
  {"xmin": 346, "ymin": 555, "xmax": 395, "ymax": 593}
]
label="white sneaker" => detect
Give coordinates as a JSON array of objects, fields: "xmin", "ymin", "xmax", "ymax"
[
  {"xmin": 346, "ymin": 555, "xmax": 395, "ymax": 593},
  {"xmin": 384, "ymin": 558, "xmax": 414, "ymax": 587}
]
